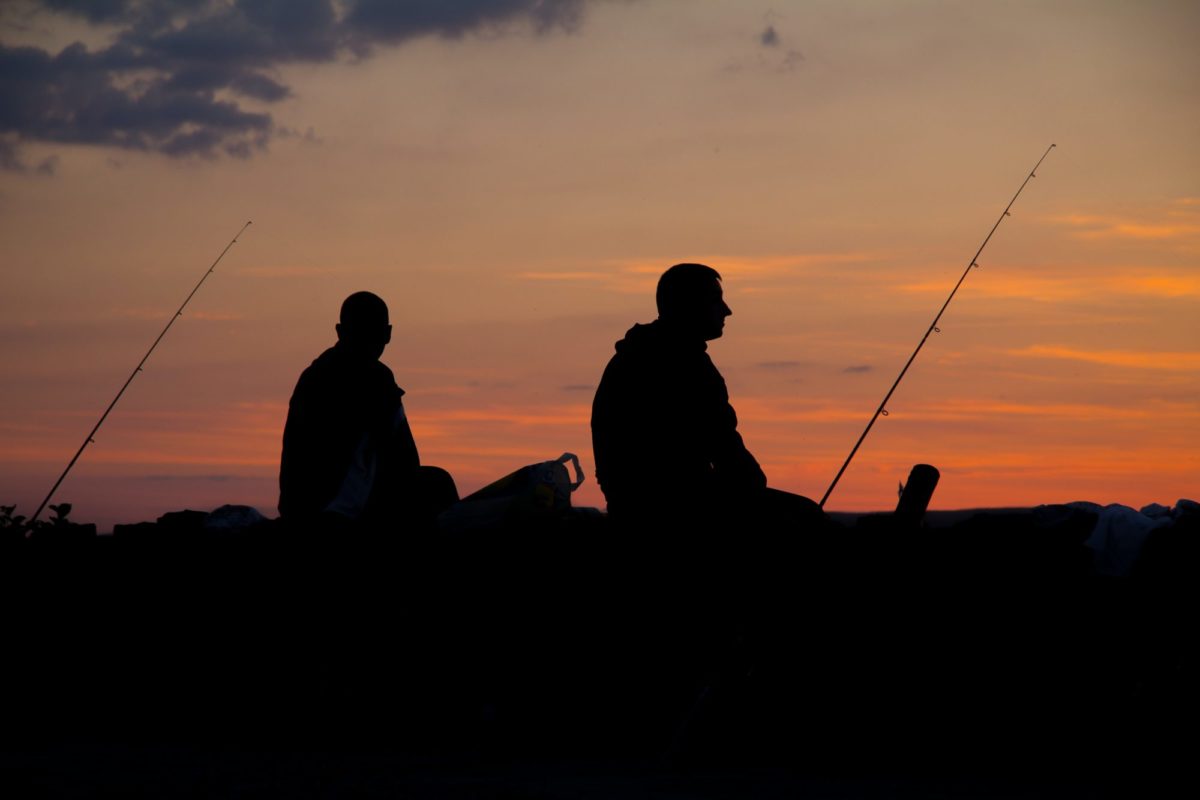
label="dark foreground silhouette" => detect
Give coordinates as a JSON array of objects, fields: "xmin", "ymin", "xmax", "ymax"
[
  {"xmin": 2, "ymin": 498, "xmax": 1196, "ymax": 797},
  {"xmin": 4, "ymin": 283, "xmax": 1194, "ymax": 795}
]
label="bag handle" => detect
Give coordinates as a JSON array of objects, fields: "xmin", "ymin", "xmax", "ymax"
[{"xmin": 555, "ymin": 452, "xmax": 585, "ymax": 491}]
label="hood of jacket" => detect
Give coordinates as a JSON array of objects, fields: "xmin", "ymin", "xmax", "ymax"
[{"xmin": 613, "ymin": 319, "xmax": 707, "ymax": 357}]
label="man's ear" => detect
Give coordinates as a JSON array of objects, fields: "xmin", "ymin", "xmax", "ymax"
[
  {"xmin": 384, "ymin": 324, "xmax": 393, "ymax": 345},
  {"xmin": 335, "ymin": 322, "xmax": 344, "ymax": 341}
]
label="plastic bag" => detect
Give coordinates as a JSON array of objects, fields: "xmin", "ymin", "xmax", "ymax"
[{"xmin": 437, "ymin": 453, "xmax": 585, "ymax": 533}]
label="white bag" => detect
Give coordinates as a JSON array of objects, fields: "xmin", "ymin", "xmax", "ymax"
[{"xmin": 437, "ymin": 453, "xmax": 585, "ymax": 533}]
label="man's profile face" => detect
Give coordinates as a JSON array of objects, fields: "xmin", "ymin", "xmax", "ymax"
[
  {"xmin": 661, "ymin": 276, "xmax": 733, "ymax": 341},
  {"xmin": 695, "ymin": 278, "xmax": 733, "ymax": 341}
]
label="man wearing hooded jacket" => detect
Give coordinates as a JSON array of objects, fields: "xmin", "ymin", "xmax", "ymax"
[{"xmin": 591, "ymin": 263, "xmax": 819, "ymax": 529}]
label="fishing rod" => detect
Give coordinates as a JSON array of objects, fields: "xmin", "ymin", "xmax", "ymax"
[
  {"xmin": 29, "ymin": 221, "xmax": 253, "ymax": 526},
  {"xmin": 819, "ymin": 145, "xmax": 1055, "ymax": 509}
]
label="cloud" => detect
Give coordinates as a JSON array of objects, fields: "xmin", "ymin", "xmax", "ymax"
[
  {"xmin": 1010, "ymin": 345, "xmax": 1200, "ymax": 371},
  {"xmin": 107, "ymin": 306, "xmax": 241, "ymax": 322},
  {"xmin": 618, "ymin": 251, "xmax": 877, "ymax": 278},
  {"xmin": 515, "ymin": 251, "xmax": 880, "ymax": 297},
  {"xmin": 1112, "ymin": 275, "xmax": 1200, "ymax": 297},
  {"xmin": 732, "ymin": 396, "xmax": 870, "ymax": 424},
  {"xmin": 753, "ymin": 21, "xmax": 802, "ymax": 70},
  {"xmin": 516, "ymin": 271, "xmax": 611, "ymax": 281},
  {"xmin": 188, "ymin": 309, "xmax": 244, "ymax": 321},
  {"xmin": 344, "ymin": 0, "xmax": 586, "ymax": 47},
  {"xmin": 894, "ymin": 398, "xmax": 1189, "ymax": 423},
  {"xmin": 234, "ymin": 264, "xmax": 338, "ymax": 278},
  {"xmin": 1049, "ymin": 205, "xmax": 1200, "ymax": 241},
  {"xmin": 1, "ymin": 132, "xmax": 58, "ymax": 173},
  {"xmin": 0, "ymin": 38, "xmax": 274, "ymax": 161},
  {"xmin": 39, "ymin": 1, "xmax": 167, "ymax": 26},
  {"xmin": 111, "ymin": 306, "xmax": 175, "ymax": 320},
  {"xmin": 34, "ymin": 152, "xmax": 58, "ymax": 173},
  {"xmin": 0, "ymin": 135, "xmax": 21, "ymax": 169},
  {"xmin": 142, "ymin": 473, "xmax": 236, "ymax": 482},
  {"xmin": 413, "ymin": 405, "xmax": 590, "ymax": 428},
  {"xmin": 898, "ymin": 271, "xmax": 1200, "ymax": 301},
  {"xmin": 275, "ymin": 124, "xmax": 321, "ymax": 144},
  {"xmin": 725, "ymin": 20, "xmax": 803, "ymax": 76},
  {"xmin": 0, "ymin": 0, "xmax": 598, "ymax": 168},
  {"xmin": 843, "ymin": 364, "xmax": 873, "ymax": 374}
]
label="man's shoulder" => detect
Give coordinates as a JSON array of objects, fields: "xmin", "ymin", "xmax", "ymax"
[
  {"xmin": 368, "ymin": 359, "xmax": 402, "ymax": 396},
  {"xmin": 295, "ymin": 347, "xmax": 401, "ymax": 394}
]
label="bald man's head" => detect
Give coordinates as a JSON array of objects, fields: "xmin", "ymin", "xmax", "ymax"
[{"xmin": 336, "ymin": 291, "xmax": 392, "ymax": 359}]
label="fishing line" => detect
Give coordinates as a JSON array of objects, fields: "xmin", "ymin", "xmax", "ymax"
[
  {"xmin": 30, "ymin": 221, "xmax": 253, "ymax": 525},
  {"xmin": 819, "ymin": 145, "xmax": 1055, "ymax": 509}
]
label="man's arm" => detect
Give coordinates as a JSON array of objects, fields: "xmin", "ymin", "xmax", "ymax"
[
  {"xmin": 279, "ymin": 370, "xmax": 337, "ymax": 517},
  {"xmin": 706, "ymin": 365, "xmax": 767, "ymax": 492}
]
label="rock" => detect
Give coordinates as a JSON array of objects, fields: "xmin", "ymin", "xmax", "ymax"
[{"xmin": 204, "ymin": 505, "xmax": 268, "ymax": 531}]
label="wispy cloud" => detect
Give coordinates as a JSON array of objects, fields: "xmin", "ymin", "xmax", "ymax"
[
  {"xmin": 111, "ymin": 307, "xmax": 174, "ymax": 321},
  {"xmin": 1049, "ymin": 200, "xmax": 1200, "ymax": 241},
  {"xmin": 0, "ymin": 403, "xmax": 286, "ymax": 466},
  {"xmin": 412, "ymin": 404, "xmax": 590, "ymax": 431},
  {"xmin": 618, "ymin": 252, "xmax": 877, "ymax": 278},
  {"xmin": 234, "ymin": 265, "xmax": 340, "ymax": 279},
  {"xmin": 110, "ymin": 306, "xmax": 243, "ymax": 322},
  {"xmin": 913, "ymin": 398, "xmax": 1197, "ymax": 423},
  {"xmin": 736, "ymin": 394, "xmax": 1199, "ymax": 428},
  {"xmin": 898, "ymin": 272, "xmax": 1200, "ymax": 301},
  {"xmin": 519, "ymin": 252, "xmax": 881, "ymax": 295},
  {"xmin": 1010, "ymin": 345, "xmax": 1200, "ymax": 371},
  {"xmin": 1110, "ymin": 275, "xmax": 1200, "ymax": 298},
  {"xmin": 142, "ymin": 474, "xmax": 237, "ymax": 482},
  {"xmin": 189, "ymin": 310, "xmax": 244, "ymax": 322},
  {"xmin": 516, "ymin": 271, "xmax": 610, "ymax": 282},
  {"xmin": 733, "ymin": 397, "xmax": 873, "ymax": 424},
  {"xmin": 724, "ymin": 16, "xmax": 803, "ymax": 74},
  {"xmin": 1079, "ymin": 221, "xmax": 1199, "ymax": 240},
  {"xmin": 233, "ymin": 401, "xmax": 288, "ymax": 412}
]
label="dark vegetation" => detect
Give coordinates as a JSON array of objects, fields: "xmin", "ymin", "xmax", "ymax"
[
  {"xmin": 0, "ymin": 503, "xmax": 95, "ymax": 542},
  {"xmin": 1, "ymin": 502, "xmax": 1196, "ymax": 797}
]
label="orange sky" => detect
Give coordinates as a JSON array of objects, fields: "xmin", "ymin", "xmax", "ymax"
[{"xmin": 2, "ymin": 1, "xmax": 1197, "ymax": 531}]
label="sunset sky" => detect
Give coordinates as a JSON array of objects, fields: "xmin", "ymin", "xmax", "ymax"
[{"xmin": 2, "ymin": 0, "xmax": 1197, "ymax": 531}]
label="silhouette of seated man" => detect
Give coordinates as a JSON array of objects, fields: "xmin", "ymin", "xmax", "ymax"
[
  {"xmin": 279, "ymin": 291, "xmax": 457, "ymax": 530},
  {"xmin": 591, "ymin": 263, "xmax": 822, "ymax": 532}
]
